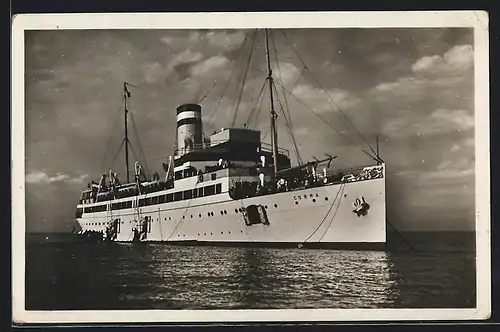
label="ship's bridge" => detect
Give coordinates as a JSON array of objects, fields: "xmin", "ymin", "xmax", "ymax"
[{"xmin": 174, "ymin": 127, "xmax": 291, "ymax": 170}]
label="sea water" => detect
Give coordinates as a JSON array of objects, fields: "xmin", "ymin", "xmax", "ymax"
[{"xmin": 25, "ymin": 231, "xmax": 476, "ymax": 310}]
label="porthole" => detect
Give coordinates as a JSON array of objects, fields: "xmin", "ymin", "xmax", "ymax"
[
  {"xmin": 304, "ymin": 195, "xmax": 307, "ymax": 199},
  {"xmin": 190, "ymin": 215, "xmax": 193, "ymax": 218},
  {"xmin": 177, "ymin": 234, "xmax": 180, "ymax": 237},
  {"xmin": 295, "ymin": 201, "xmax": 299, "ymax": 205},
  {"xmin": 207, "ymin": 212, "xmax": 210, "ymax": 217},
  {"xmin": 312, "ymin": 199, "xmax": 316, "ymax": 203},
  {"xmin": 221, "ymin": 232, "xmax": 223, "ymax": 235},
  {"xmin": 183, "ymin": 234, "xmax": 186, "ymax": 237},
  {"xmin": 310, "ymin": 194, "xmax": 314, "ymax": 198},
  {"xmin": 235, "ymin": 209, "xmax": 238, "ymax": 213},
  {"xmin": 265, "ymin": 205, "xmax": 268, "ymax": 209},
  {"xmin": 165, "ymin": 217, "xmax": 167, "ymax": 220},
  {"xmin": 274, "ymin": 204, "xmax": 278, "ymax": 208},
  {"xmin": 204, "ymin": 233, "xmax": 206, "ymax": 235},
  {"xmin": 220, "ymin": 211, "xmax": 224, "ymax": 215},
  {"xmin": 224, "ymin": 210, "xmax": 227, "ymax": 215},
  {"xmin": 169, "ymin": 217, "xmax": 172, "ymax": 220},
  {"xmin": 228, "ymin": 231, "xmax": 231, "ymax": 234},
  {"xmin": 240, "ymin": 230, "xmax": 243, "ymax": 233},
  {"xmin": 210, "ymin": 233, "xmax": 213, "ymax": 235},
  {"xmin": 198, "ymin": 233, "xmax": 200, "ymax": 236},
  {"xmin": 344, "ymin": 194, "xmax": 347, "ymax": 198},
  {"xmin": 199, "ymin": 214, "xmax": 202, "ymax": 218},
  {"xmin": 325, "ymin": 197, "xmax": 329, "ymax": 201}
]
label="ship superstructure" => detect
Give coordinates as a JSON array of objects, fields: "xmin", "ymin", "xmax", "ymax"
[{"xmin": 75, "ymin": 29, "xmax": 387, "ymax": 249}]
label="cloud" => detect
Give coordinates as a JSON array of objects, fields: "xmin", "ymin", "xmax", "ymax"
[
  {"xmin": 411, "ymin": 55, "xmax": 442, "ymax": 72},
  {"xmin": 431, "ymin": 109, "xmax": 474, "ymax": 131},
  {"xmin": 444, "ymin": 45, "xmax": 474, "ymax": 67},
  {"xmin": 189, "ymin": 55, "xmax": 230, "ymax": 77},
  {"xmin": 412, "ymin": 44, "xmax": 473, "ymax": 74},
  {"xmin": 160, "ymin": 31, "xmax": 201, "ymax": 49},
  {"xmin": 164, "ymin": 49, "xmax": 204, "ymax": 78},
  {"xmin": 394, "ymin": 156, "xmax": 474, "ymax": 193},
  {"xmin": 437, "ymin": 160, "xmax": 453, "ymax": 170},
  {"xmin": 371, "ymin": 44, "xmax": 474, "ymax": 108},
  {"xmin": 382, "ymin": 108, "xmax": 473, "ymax": 138},
  {"xmin": 421, "ymin": 157, "xmax": 474, "ymax": 184},
  {"xmin": 26, "ymin": 170, "xmax": 88, "ymax": 184},
  {"xmin": 160, "ymin": 30, "xmax": 247, "ymax": 54},
  {"xmin": 291, "ymin": 84, "xmax": 361, "ymax": 114},
  {"xmin": 205, "ymin": 31, "xmax": 246, "ymax": 51},
  {"xmin": 320, "ymin": 61, "xmax": 344, "ymax": 75},
  {"xmin": 141, "ymin": 62, "xmax": 163, "ymax": 84},
  {"xmin": 273, "ymin": 62, "xmax": 301, "ymax": 84},
  {"xmin": 160, "ymin": 36, "xmax": 174, "ymax": 45},
  {"xmin": 450, "ymin": 143, "xmax": 461, "ymax": 152}
]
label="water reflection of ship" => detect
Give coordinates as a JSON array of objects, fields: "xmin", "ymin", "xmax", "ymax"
[
  {"xmin": 74, "ymin": 28, "xmax": 387, "ymax": 249},
  {"xmin": 230, "ymin": 249, "xmax": 283, "ymax": 308},
  {"xmin": 229, "ymin": 248, "xmax": 397, "ymax": 309}
]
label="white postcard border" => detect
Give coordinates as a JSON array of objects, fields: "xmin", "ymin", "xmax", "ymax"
[{"xmin": 11, "ymin": 11, "xmax": 491, "ymax": 323}]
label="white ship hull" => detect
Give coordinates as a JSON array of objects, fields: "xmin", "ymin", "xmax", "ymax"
[{"xmin": 77, "ymin": 175, "xmax": 386, "ymax": 250}]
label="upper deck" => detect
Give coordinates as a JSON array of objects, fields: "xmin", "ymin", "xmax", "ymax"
[{"xmin": 173, "ymin": 127, "xmax": 290, "ymax": 168}]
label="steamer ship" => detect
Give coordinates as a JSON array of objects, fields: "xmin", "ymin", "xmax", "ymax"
[{"xmin": 74, "ymin": 29, "xmax": 387, "ymax": 249}]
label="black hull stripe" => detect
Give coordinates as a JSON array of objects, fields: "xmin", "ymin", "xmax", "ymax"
[{"xmin": 114, "ymin": 240, "xmax": 387, "ymax": 251}]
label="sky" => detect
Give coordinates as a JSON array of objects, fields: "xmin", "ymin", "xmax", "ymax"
[{"xmin": 24, "ymin": 28, "xmax": 475, "ymax": 232}]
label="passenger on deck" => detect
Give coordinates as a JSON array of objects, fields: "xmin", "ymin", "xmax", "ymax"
[{"xmin": 277, "ymin": 178, "xmax": 286, "ymax": 192}]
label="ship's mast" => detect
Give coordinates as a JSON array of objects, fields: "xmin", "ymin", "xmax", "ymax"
[
  {"xmin": 265, "ymin": 29, "xmax": 279, "ymax": 180},
  {"xmin": 123, "ymin": 82, "xmax": 131, "ymax": 183}
]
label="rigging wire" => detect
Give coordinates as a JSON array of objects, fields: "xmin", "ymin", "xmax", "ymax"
[
  {"xmin": 244, "ymin": 77, "xmax": 268, "ymax": 128},
  {"xmin": 165, "ymin": 190, "xmax": 198, "ymax": 241},
  {"xmin": 318, "ymin": 184, "xmax": 346, "ymax": 242},
  {"xmin": 204, "ymin": 34, "xmax": 250, "ymax": 134},
  {"xmin": 251, "ymin": 87, "xmax": 268, "ymax": 131},
  {"xmin": 299, "ymin": 182, "xmax": 345, "ymax": 246},
  {"xmin": 280, "ymin": 31, "xmax": 380, "ymax": 161},
  {"xmin": 270, "ymin": 31, "xmax": 303, "ymax": 165},
  {"xmin": 197, "ymin": 79, "xmax": 218, "ymax": 104},
  {"xmin": 108, "ymin": 139, "xmax": 126, "ymax": 170},
  {"xmin": 273, "ymin": 79, "xmax": 378, "ymax": 162},
  {"xmin": 272, "ymin": 81, "xmax": 302, "ymax": 165},
  {"xmin": 250, "ymin": 87, "xmax": 268, "ymax": 130},
  {"xmin": 279, "ymin": 66, "xmax": 306, "ymax": 105},
  {"xmin": 230, "ymin": 30, "xmax": 257, "ymax": 128},
  {"xmin": 99, "ymin": 94, "xmax": 126, "ymax": 173},
  {"xmin": 129, "ymin": 111, "xmax": 150, "ymax": 178},
  {"xmin": 127, "ymin": 144, "xmax": 143, "ymax": 178}
]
